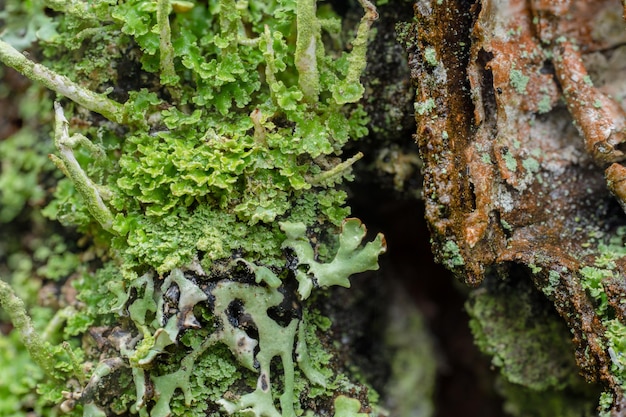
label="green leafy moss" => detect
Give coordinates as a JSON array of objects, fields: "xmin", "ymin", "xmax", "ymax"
[{"xmin": 468, "ymin": 279, "xmax": 578, "ymax": 390}]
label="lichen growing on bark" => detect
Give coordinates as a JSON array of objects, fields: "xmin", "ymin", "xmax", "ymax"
[
  {"xmin": 0, "ymin": 0, "xmax": 390, "ymax": 415},
  {"xmin": 403, "ymin": 0, "xmax": 626, "ymax": 415}
]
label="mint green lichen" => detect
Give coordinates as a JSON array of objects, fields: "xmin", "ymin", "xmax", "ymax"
[
  {"xmin": 333, "ymin": 396, "xmax": 368, "ymax": 417},
  {"xmin": 537, "ymin": 94, "xmax": 552, "ymax": 113},
  {"xmin": 522, "ymin": 156, "xmax": 540, "ymax": 174},
  {"xmin": 509, "ymin": 68, "xmax": 529, "ymax": 95},
  {"xmin": 414, "ymin": 98, "xmax": 435, "ymax": 115},
  {"xmin": 442, "ymin": 240, "xmax": 464, "ymax": 269},
  {"xmin": 423, "ymin": 47, "xmax": 438, "ymax": 67},
  {"xmin": 281, "ymin": 218, "xmax": 387, "ymax": 299},
  {"xmin": 467, "ymin": 275, "xmax": 599, "ymax": 416},
  {"xmin": 214, "ymin": 281, "xmax": 300, "ymax": 417},
  {"xmin": 503, "ymin": 150, "xmax": 518, "ymax": 172}
]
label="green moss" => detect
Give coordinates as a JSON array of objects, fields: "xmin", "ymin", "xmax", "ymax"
[
  {"xmin": 497, "ymin": 379, "xmax": 598, "ymax": 417},
  {"xmin": 467, "ymin": 273, "xmax": 599, "ymax": 416},
  {"xmin": 599, "ymin": 391, "xmax": 613, "ymax": 417},
  {"xmin": 0, "ymin": 330, "xmax": 46, "ymax": 417},
  {"xmin": 0, "ymin": 126, "xmax": 56, "ymax": 223}
]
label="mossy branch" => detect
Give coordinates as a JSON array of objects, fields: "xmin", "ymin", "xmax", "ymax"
[
  {"xmin": 0, "ymin": 39, "xmax": 125, "ymax": 124},
  {"xmin": 51, "ymin": 102, "xmax": 117, "ymax": 233},
  {"xmin": 0, "ymin": 279, "xmax": 56, "ymax": 378},
  {"xmin": 219, "ymin": 0, "xmax": 240, "ymax": 52},
  {"xmin": 347, "ymin": 0, "xmax": 378, "ymax": 85}
]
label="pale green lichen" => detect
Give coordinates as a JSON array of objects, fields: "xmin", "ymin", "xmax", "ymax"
[
  {"xmin": 467, "ymin": 273, "xmax": 599, "ymax": 416},
  {"xmin": 441, "ymin": 240, "xmax": 464, "ymax": 269},
  {"xmin": 333, "ymin": 396, "xmax": 368, "ymax": 417},
  {"xmin": 509, "ymin": 68, "xmax": 530, "ymax": 95},
  {"xmin": 503, "ymin": 149, "xmax": 518, "ymax": 172},
  {"xmin": 423, "ymin": 47, "xmax": 438, "ymax": 67},
  {"xmin": 537, "ymin": 94, "xmax": 552, "ymax": 113},
  {"xmin": 414, "ymin": 98, "xmax": 435, "ymax": 115},
  {"xmin": 543, "ymin": 269, "xmax": 560, "ymax": 296},
  {"xmin": 281, "ymin": 218, "xmax": 386, "ymax": 299}
]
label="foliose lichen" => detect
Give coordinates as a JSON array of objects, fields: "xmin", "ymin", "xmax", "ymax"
[{"xmin": 0, "ymin": 0, "xmax": 387, "ymax": 415}]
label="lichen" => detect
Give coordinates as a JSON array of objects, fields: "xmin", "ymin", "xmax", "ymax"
[
  {"xmin": 467, "ymin": 272, "xmax": 599, "ymax": 416},
  {"xmin": 441, "ymin": 240, "xmax": 464, "ymax": 269},
  {"xmin": 509, "ymin": 68, "xmax": 529, "ymax": 95},
  {"xmin": 578, "ymin": 228, "xmax": 626, "ymax": 405},
  {"xmin": 0, "ymin": 0, "xmax": 387, "ymax": 415}
]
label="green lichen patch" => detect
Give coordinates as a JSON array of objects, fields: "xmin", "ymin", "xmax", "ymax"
[
  {"xmin": 467, "ymin": 272, "xmax": 591, "ymax": 391},
  {"xmin": 441, "ymin": 240, "xmax": 465, "ymax": 269},
  {"xmin": 578, "ymin": 228, "xmax": 626, "ymax": 399},
  {"xmin": 509, "ymin": 68, "xmax": 530, "ymax": 95}
]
